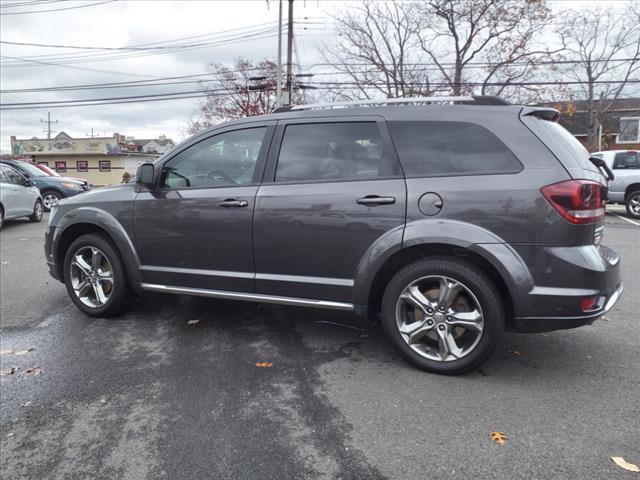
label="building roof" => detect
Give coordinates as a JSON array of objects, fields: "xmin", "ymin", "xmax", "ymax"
[
  {"xmin": 541, "ymin": 98, "xmax": 640, "ymax": 136},
  {"xmin": 131, "ymin": 138, "xmax": 174, "ymax": 147}
]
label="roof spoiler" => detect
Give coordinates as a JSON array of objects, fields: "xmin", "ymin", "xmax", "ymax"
[{"xmin": 521, "ymin": 107, "xmax": 561, "ymax": 122}]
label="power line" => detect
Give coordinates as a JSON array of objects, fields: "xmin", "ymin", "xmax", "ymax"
[
  {"xmin": 0, "ymin": 0, "xmax": 116, "ymax": 15},
  {"xmin": 2, "ymin": 78, "xmax": 638, "ymax": 111}
]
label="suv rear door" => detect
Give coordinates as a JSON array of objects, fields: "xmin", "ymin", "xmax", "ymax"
[{"xmin": 253, "ymin": 117, "xmax": 406, "ymax": 303}]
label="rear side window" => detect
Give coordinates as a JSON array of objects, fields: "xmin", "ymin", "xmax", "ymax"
[
  {"xmin": 613, "ymin": 152, "xmax": 639, "ymax": 169},
  {"xmin": 388, "ymin": 121, "xmax": 521, "ymax": 177},
  {"xmin": 275, "ymin": 122, "xmax": 400, "ymax": 183}
]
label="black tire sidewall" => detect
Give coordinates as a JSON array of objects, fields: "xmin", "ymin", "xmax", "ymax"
[
  {"xmin": 63, "ymin": 233, "xmax": 130, "ymax": 317},
  {"xmin": 381, "ymin": 257, "xmax": 504, "ymax": 375}
]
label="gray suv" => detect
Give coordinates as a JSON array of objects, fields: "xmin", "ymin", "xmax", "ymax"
[{"xmin": 44, "ymin": 96, "xmax": 623, "ymax": 374}]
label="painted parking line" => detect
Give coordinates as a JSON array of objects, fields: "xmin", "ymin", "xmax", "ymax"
[{"xmin": 606, "ymin": 211, "xmax": 640, "ymax": 226}]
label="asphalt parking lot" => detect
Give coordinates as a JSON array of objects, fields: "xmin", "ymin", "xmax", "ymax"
[{"xmin": 1, "ymin": 208, "xmax": 638, "ymax": 480}]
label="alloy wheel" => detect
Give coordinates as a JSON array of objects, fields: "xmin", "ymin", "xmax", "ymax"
[
  {"xmin": 629, "ymin": 193, "xmax": 640, "ymax": 216},
  {"xmin": 69, "ymin": 246, "xmax": 114, "ymax": 308},
  {"xmin": 34, "ymin": 201, "xmax": 43, "ymax": 220},
  {"xmin": 43, "ymin": 193, "xmax": 60, "ymax": 210},
  {"xmin": 395, "ymin": 275, "xmax": 484, "ymax": 362}
]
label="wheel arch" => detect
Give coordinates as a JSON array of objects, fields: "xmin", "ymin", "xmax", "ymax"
[
  {"xmin": 353, "ymin": 220, "xmax": 534, "ymax": 331},
  {"xmin": 624, "ymin": 183, "xmax": 640, "ymax": 199},
  {"xmin": 53, "ymin": 207, "xmax": 141, "ymax": 291}
]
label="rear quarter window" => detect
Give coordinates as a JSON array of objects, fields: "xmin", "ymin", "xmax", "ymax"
[{"xmin": 388, "ymin": 121, "xmax": 522, "ymax": 177}]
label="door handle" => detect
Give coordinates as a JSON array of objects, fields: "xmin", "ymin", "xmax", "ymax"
[
  {"xmin": 356, "ymin": 195, "xmax": 396, "ymax": 206},
  {"xmin": 217, "ymin": 199, "xmax": 248, "ymax": 208}
]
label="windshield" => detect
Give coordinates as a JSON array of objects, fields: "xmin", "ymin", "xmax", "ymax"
[
  {"xmin": 16, "ymin": 161, "xmax": 47, "ymax": 177},
  {"xmin": 38, "ymin": 164, "xmax": 60, "ymax": 177}
]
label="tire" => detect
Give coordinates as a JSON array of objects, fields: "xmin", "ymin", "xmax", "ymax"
[
  {"xmin": 381, "ymin": 256, "xmax": 504, "ymax": 375},
  {"xmin": 29, "ymin": 199, "xmax": 43, "ymax": 223},
  {"xmin": 0, "ymin": 205, "xmax": 4, "ymax": 230},
  {"xmin": 63, "ymin": 233, "xmax": 133, "ymax": 317},
  {"xmin": 41, "ymin": 190, "xmax": 62, "ymax": 212},
  {"xmin": 625, "ymin": 190, "xmax": 640, "ymax": 219}
]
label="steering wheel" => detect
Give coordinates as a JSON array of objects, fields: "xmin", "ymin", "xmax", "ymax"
[{"xmin": 206, "ymin": 170, "xmax": 235, "ymax": 185}]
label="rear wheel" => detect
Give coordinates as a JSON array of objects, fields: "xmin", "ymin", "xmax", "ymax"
[
  {"xmin": 29, "ymin": 199, "xmax": 43, "ymax": 222},
  {"xmin": 42, "ymin": 190, "xmax": 62, "ymax": 211},
  {"xmin": 381, "ymin": 257, "xmax": 504, "ymax": 375},
  {"xmin": 0, "ymin": 206, "xmax": 4, "ymax": 230},
  {"xmin": 626, "ymin": 190, "xmax": 640, "ymax": 219},
  {"xmin": 63, "ymin": 234, "xmax": 133, "ymax": 316}
]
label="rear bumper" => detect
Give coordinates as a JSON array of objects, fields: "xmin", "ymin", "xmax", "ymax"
[
  {"xmin": 512, "ymin": 243, "xmax": 623, "ymax": 333},
  {"xmin": 514, "ymin": 282, "xmax": 623, "ymax": 332}
]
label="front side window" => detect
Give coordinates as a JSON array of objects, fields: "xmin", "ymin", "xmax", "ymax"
[
  {"xmin": 161, "ymin": 127, "xmax": 266, "ymax": 189},
  {"xmin": 613, "ymin": 151, "xmax": 639, "ymax": 169},
  {"xmin": 388, "ymin": 121, "xmax": 522, "ymax": 177},
  {"xmin": 619, "ymin": 118, "xmax": 640, "ymax": 143},
  {"xmin": 2, "ymin": 165, "xmax": 28, "ymax": 186},
  {"xmin": 275, "ymin": 122, "xmax": 398, "ymax": 183}
]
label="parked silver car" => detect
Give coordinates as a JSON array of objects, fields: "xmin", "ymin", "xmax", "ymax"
[
  {"xmin": 0, "ymin": 163, "xmax": 44, "ymax": 229},
  {"xmin": 592, "ymin": 150, "xmax": 640, "ymax": 219}
]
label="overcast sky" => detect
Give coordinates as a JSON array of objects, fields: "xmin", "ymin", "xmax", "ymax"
[{"xmin": 0, "ymin": 0, "xmax": 627, "ymax": 153}]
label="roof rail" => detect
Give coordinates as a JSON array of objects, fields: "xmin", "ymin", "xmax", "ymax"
[{"xmin": 274, "ymin": 95, "xmax": 509, "ymax": 112}]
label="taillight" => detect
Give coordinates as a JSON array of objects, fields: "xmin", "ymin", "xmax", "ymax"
[{"xmin": 541, "ymin": 180, "xmax": 606, "ymax": 224}]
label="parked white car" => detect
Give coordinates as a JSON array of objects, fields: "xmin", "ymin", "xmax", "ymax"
[
  {"xmin": 591, "ymin": 150, "xmax": 640, "ymax": 219},
  {"xmin": 0, "ymin": 163, "xmax": 44, "ymax": 229}
]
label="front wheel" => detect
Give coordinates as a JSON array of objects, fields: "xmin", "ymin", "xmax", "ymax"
[
  {"xmin": 29, "ymin": 199, "xmax": 43, "ymax": 222},
  {"xmin": 626, "ymin": 190, "xmax": 640, "ymax": 219},
  {"xmin": 63, "ymin": 234, "xmax": 133, "ymax": 317},
  {"xmin": 42, "ymin": 190, "xmax": 62, "ymax": 211},
  {"xmin": 381, "ymin": 257, "xmax": 504, "ymax": 375}
]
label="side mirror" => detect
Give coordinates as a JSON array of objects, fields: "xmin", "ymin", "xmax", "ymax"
[
  {"xmin": 136, "ymin": 163, "xmax": 155, "ymax": 187},
  {"xmin": 29, "ymin": 178, "xmax": 37, "ymax": 187}
]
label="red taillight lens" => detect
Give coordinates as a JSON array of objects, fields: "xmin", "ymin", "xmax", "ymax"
[
  {"xmin": 581, "ymin": 296, "xmax": 599, "ymax": 311},
  {"xmin": 541, "ymin": 180, "xmax": 606, "ymax": 224}
]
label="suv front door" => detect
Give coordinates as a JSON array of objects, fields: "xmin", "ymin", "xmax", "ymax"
[
  {"xmin": 253, "ymin": 118, "xmax": 406, "ymax": 303},
  {"xmin": 134, "ymin": 123, "xmax": 274, "ymax": 292}
]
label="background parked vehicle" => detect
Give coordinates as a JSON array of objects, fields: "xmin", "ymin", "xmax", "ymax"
[
  {"xmin": 0, "ymin": 159, "xmax": 89, "ymax": 211},
  {"xmin": 591, "ymin": 150, "xmax": 640, "ymax": 219},
  {"xmin": 0, "ymin": 164, "xmax": 43, "ymax": 229},
  {"xmin": 34, "ymin": 163, "xmax": 89, "ymax": 186}
]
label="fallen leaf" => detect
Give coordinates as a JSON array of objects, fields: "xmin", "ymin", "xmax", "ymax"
[
  {"xmin": 15, "ymin": 348, "xmax": 34, "ymax": 356},
  {"xmin": 255, "ymin": 362, "xmax": 273, "ymax": 368},
  {"xmin": 509, "ymin": 350, "xmax": 521, "ymax": 356},
  {"xmin": 0, "ymin": 366, "xmax": 17, "ymax": 377},
  {"xmin": 600, "ymin": 316, "xmax": 610, "ymax": 322},
  {"xmin": 100, "ymin": 399, "xmax": 108, "ymax": 406},
  {"xmin": 21, "ymin": 401, "xmax": 31, "ymax": 408},
  {"xmin": 611, "ymin": 456, "xmax": 639, "ymax": 473},
  {"xmin": 187, "ymin": 319, "xmax": 200, "ymax": 325},
  {"xmin": 0, "ymin": 350, "xmax": 13, "ymax": 356},
  {"xmin": 490, "ymin": 431, "xmax": 507, "ymax": 446},
  {"xmin": 24, "ymin": 367, "xmax": 42, "ymax": 375}
]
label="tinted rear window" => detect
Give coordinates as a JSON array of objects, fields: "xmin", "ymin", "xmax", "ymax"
[
  {"xmin": 388, "ymin": 121, "xmax": 522, "ymax": 177},
  {"xmin": 526, "ymin": 117, "xmax": 598, "ymax": 174},
  {"xmin": 613, "ymin": 151, "xmax": 639, "ymax": 169}
]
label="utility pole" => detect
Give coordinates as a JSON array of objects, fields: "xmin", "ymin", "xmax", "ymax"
[
  {"xmin": 86, "ymin": 128, "xmax": 95, "ymax": 138},
  {"xmin": 40, "ymin": 112, "xmax": 58, "ymax": 139},
  {"xmin": 276, "ymin": 0, "xmax": 283, "ymax": 107},
  {"xmin": 285, "ymin": 0, "xmax": 294, "ymax": 105}
]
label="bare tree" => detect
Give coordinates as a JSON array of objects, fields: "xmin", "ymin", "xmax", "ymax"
[
  {"xmin": 556, "ymin": 3, "xmax": 640, "ymax": 149},
  {"xmin": 186, "ymin": 58, "xmax": 307, "ymax": 135},
  {"xmin": 320, "ymin": 1, "xmax": 435, "ymax": 100},
  {"xmin": 416, "ymin": 0, "xmax": 558, "ymax": 101}
]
